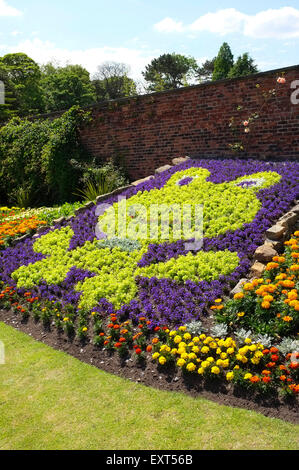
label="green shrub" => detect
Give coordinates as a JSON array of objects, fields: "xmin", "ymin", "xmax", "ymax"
[{"xmin": 0, "ymin": 106, "xmax": 91, "ymax": 205}]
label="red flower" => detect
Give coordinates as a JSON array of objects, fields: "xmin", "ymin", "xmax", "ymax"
[
  {"xmin": 135, "ymin": 348, "xmax": 142, "ymax": 355},
  {"xmin": 266, "ymin": 362, "xmax": 276, "ymax": 368},
  {"xmin": 271, "ymin": 354, "xmax": 279, "ymax": 362},
  {"xmin": 270, "ymin": 347, "xmax": 278, "ymax": 353},
  {"xmin": 146, "ymin": 345, "xmax": 152, "ymax": 352},
  {"xmin": 262, "ymin": 376, "xmax": 271, "ymax": 383},
  {"xmin": 154, "ymin": 327, "xmax": 160, "ymax": 332},
  {"xmin": 262, "ymin": 349, "xmax": 270, "ymax": 355}
]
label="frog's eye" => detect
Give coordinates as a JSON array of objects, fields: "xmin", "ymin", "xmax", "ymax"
[
  {"xmin": 235, "ymin": 177, "xmax": 266, "ymax": 189},
  {"xmin": 176, "ymin": 175, "xmax": 199, "ymax": 187}
]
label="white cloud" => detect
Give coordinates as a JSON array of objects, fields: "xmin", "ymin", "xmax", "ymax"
[
  {"xmin": 189, "ymin": 8, "xmax": 246, "ymax": 35},
  {"xmin": 244, "ymin": 7, "xmax": 299, "ymax": 39},
  {"xmin": 154, "ymin": 17, "xmax": 184, "ymax": 33},
  {"xmin": 154, "ymin": 7, "xmax": 299, "ymax": 39},
  {"xmin": 0, "ymin": 0, "xmax": 22, "ymax": 17},
  {"xmin": 1, "ymin": 38, "xmax": 156, "ymax": 79}
]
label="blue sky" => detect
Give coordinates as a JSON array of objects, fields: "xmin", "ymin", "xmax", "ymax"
[{"xmin": 0, "ymin": 0, "xmax": 299, "ymax": 81}]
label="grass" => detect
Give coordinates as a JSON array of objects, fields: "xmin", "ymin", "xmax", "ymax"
[{"xmin": 0, "ymin": 321, "xmax": 298, "ymax": 450}]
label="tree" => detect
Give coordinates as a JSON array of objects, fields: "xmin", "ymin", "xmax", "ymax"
[
  {"xmin": 0, "ymin": 53, "xmax": 45, "ymax": 115},
  {"xmin": 212, "ymin": 43, "xmax": 234, "ymax": 81},
  {"xmin": 228, "ymin": 53, "xmax": 259, "ymax": 78},
  {"xmin": 0, "ymin": 66, "xmax": 17, "ymax": 121},
  {"xmin": 196, "ymin": 58, "xmax": 216, "ymax": 83},
  {"xmin": 92, "ymin": 62, "xmax": 137, "ymax": 101},
  {"xmin": 142, "ymin": 53, "xmax": 198, "ymax": 92},
  {"xmin": 41, "ymin": 64, "xmax": 96, "ymax": 112}
]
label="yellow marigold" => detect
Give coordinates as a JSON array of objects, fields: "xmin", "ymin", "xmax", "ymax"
[
  {"xmin": 186, "ymin": 362, "xmax": 196, "ymax": 372},
  {"xmin": 188, "ymin": 353, "xmax": 197, "ymax": 360},
  {"xmin": 227, "ymin": 347, "xmax": 235, "ymax": 355},
  {"xmin": 177, "ymin": 358, "xmax": 186, "ymax": 367},
  {"xmin": 201, "ymin": 361, "xmax": 209, "ymax": 369},
  {"xmin": 171, "ymin": 348, "xmax": 178, "ymax": 355},
  {"xmin": 290, "ymin": 264, "xmax": 299, "ymax": 271},
  {"xmin": 261, "ymin": 300, "xmax": 271, "ymax": 309},
  {"xmin": 193, "ymin": 337, "xmax": 200, "ymax": 343},
  {"xmin": 201, "ymin": 346, "xmax": 209, "ymax": 354},
  {"xmin": 263, "ymin": 295, "xmax": 274, "ymax": 302},
  {"xmin": 243, "ymin": 283, "xmax": 254, "ymax": 291},
  {"xmin": 198, "ymin": 367, "xmax": 204, "ymax": 375},
  {"xmin": 244, "ymin": 338, "xmax": 252, "ymax": 344},
  {"xmin": 152, "ymin": 352, "xmax": 160, "ymax": 360},
  {"xmin": 226, "ymin": 372, "xmax": 234, "ymax": 381},
  {"xmin": 288, "ymin": 291, "xmax": 298, "ymax": 300},
  {"xmin": 220, "ymin": 352, "xmax": 228, "ymax": 359},
  {"xmin": 203, "ymin": 336, "xmax": 213, "ymax": 344},
  {"xmin": 222, "ymin": 359, "xmax": 229, "ymax": 368},
  {"xmin": 234, "ymin": 292, "xmax": 244, "ymax": 300},
  {"xmin": 178, "ymin": 326, "xmax": 186, "ymax": 332},
  {"xmin": 174, "ymin": 335, "xmax": 182, "ymax": 344},
  {"xmin": 214, "ymin": 298, "xmax": 223, "ymax": 303},
  {"xmin": 192, "ymin": 346, "xmax": 200, "ymax": 354},
  {"xmin": 159, "ymin": 356, "xmax": 167, "ymax": 365},
  {"xmin": 211, "ymin": 366, "xmax": 220, "ymax": 375},
  {"xmin": 237, "ymin": 311, "xmax": 245, "ymax": 317},
  {"xmin": 244, "ymin": 373, "xmax": 253, "ymax": 380},
  {"xmin": 183, "ymin": 332, "xmax": 191, "ymax": 341}
]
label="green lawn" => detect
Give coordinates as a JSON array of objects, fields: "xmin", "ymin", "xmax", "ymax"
[{"xmin": 0, "ymin": 321, "xmax": 298, "ymax": 450}]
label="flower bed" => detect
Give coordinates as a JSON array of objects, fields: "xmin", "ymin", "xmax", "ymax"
[
  {"xmin": 1, "ymin": 159, "xmax": 298, "ymax": 325},
  {"xmin": 0, "ymin": 203, "xmax": 84, "ymax": 249},
  {"xmin": 0, "ymin": 157, "xmax": 298, "ymax": 408}
]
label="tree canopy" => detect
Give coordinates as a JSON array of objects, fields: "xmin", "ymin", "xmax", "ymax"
[
  {"xmin": 212, "ymin": 43, "xmax": 234, "ymax": 81},
  {"xmin": 92, "ymin": 62, "xmax": 137, "ymax": 101},
  {"xmin": 142, "ymin": 53, "xmax": 198, "ymax": 92}
]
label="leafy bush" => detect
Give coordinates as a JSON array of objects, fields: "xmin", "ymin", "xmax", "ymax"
[{"xmin": 0, "ymin": 106, "xmax": 91, "ymax": 205}]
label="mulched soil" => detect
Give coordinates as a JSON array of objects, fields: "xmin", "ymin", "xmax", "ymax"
[{"xmin": 0, "ymin": 308, "xmax": 298, "ymax": 425}]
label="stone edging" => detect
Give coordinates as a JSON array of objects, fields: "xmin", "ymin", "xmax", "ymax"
[{"xmin": 230, "ymin": 201, "xmax": 299, "ymax": 296}]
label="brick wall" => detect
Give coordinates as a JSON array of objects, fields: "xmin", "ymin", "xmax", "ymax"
[{"xmin": 79, "ymin": 65, "xmax": 299, "ymax": 180}]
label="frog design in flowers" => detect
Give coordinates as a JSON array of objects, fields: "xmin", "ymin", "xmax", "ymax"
[{"xmin": 11, "ymin": 167, "xmax": 281, "ymax": 310}]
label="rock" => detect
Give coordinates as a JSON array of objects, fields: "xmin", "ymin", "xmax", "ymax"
[
  {"xmin": 172, "ymin": 157, "xmax": 189, "ymax": 166},
  {"xmin": 131, "ymin": 175, "xmax": 154, "ymax": 186},
  {"xmin": 95, "ymin": 185, "xmax": 132, "ymax": 204},
  {"xmin": 264, "ymin": 238, "xmax": 283, "ymax": 251},
  {"xmin": 291, "ymin": 203, "xmax": 299, "ymax": 214},
  {"xmin": 155, "ymin": 164, "xmax": 172, "ymax": 174},
  {"xmin": 266, "ymin": 224, "xmax": 285, "ymax": 241},
  {"xmin": 279, "ymin": 212, "xmax": 298, "ymax": 229},
  {"xmin": 36, "ymin": 225, "xmax": 48, "ymax": 234},
  {"xmin": 75, "ymin": 206, "xmax": 86, "ymax": 216},
  {"xmin": 250, "ymin": 261, "xmax": 265, "ymax": 279},
  {"xmin": 254, "ymin": 244, "xmax": 277, "ymax": 263},
  {"xmin": 230, "ymin": 278, "xmax": 248, "ymax": 297},
  {"xmin": 53, "ymin": 216, "xmax": 65, "ymax": 225},
  {"xmin": 84, "ymin": 201, "xmax": 94, "ymax": 209}
]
